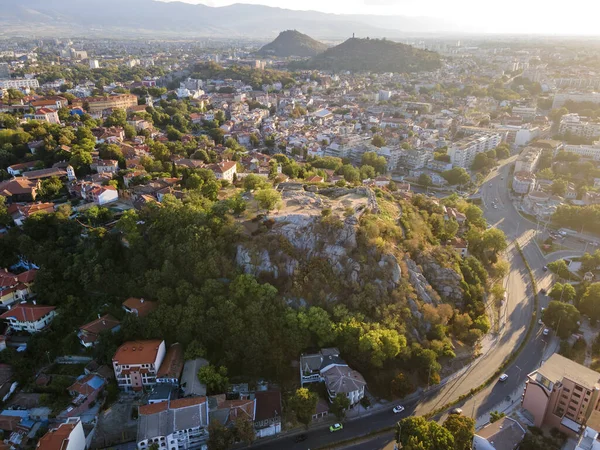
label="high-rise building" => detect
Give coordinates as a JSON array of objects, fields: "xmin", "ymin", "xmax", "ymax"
[
  {"xmin": 89, "ymin": 59, "xmax": 100, "ymax": 69},
  {"xmin": 447, "ymin": 133, "xmax": 502, "ymax": 169}
]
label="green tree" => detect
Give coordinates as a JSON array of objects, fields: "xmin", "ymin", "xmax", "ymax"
[
  {"xmin": 361, "ymin": 151, "xmax": 387, "ymax": 174},
  {"xmin": 232, "ymin": 417, "xmax": 255, "ymax": 446},
  {"xmin": 442, "ymin": 414, "xmax": 475, "ymax": 450},
  {"xmin": 330, "ymin": 393, "xmax": 351, "ymax": 420},
  {"xmin": 489, "ymin": 411, "xmax": 505, "ymax": 423},
  {"xmin": 197, "ymin": 365, "xmax": 229, "ymax": 395},
  {"xmin": 243, "ymin": 174, "xmax": 266, "ymax": 191},
  {"xmin": 39, "ymin": 177, "xmax": 63, "ymax": 200},
  {"xmin": 548, "ymin": 282, "xmax": 576, "ymax": 302},
  {"xmin": 547, "ymin": 260, "xmax": 571, "ymax": 279},
  {"xmin": 390, "ymin": 372, "xmax": 415, "ymax": 398},
  {"xmin": 358, "ymin": 327, "xmax": 406, "ymax": 368},
  {"xmin": 543, "ymin": 301, "xmax": 580, "ymax": 338},
  {"xmin": 289, "ymin": 388, "xmax": 318, "ymax": 428},
  {"xmin": 418, "ymin": 173, "xmax": 432, "ymax": 187},
  {"xmin": 104, "ymin": 108, "xmax": 127, "ymax": 127},
  {"xmin": 371, "ymin": 134, "xmax": 386, "ymax": 148},
  {"xmin": 207, "ymin": 422, "xmax": 234, "ymax": 450},
  {"xmin": 580, "ymin": 283, "xmax": 600, "ymax": 321},
  {"xmin": 254, "ymin": 188, "xmax": 282, "ymax": 212},
  {"xmin": 551, "ymin": 179, "xmax": 567, "ymax": 196},
  {"xmin": 495, "ymin": 145, "xmax": 510, "ymax": 160},
  {"xmin": 0, "ymin": 196, "xmax": 12, "ymax": 227},
  {"xmin": 396, "ymin": 416, "xmax": 454, "ymax": 450},
  {"xmin": 442, "ymin": 168, "xmax": 470, "ymax": 186}
]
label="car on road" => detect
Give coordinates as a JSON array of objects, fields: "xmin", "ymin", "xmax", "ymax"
[
  {"xmin": 543, "ymin": 266, "xmax": 548, "ymax": 271},
  {"xmin": 543, "ymin": 328, "xmax": 550, "ymax": 336},
  {"xmin": 501, "ymin": 176, "xmax": 504, "ymax": 180},
  {"xmin": 489, "ymin": 183, "xmax": 492, "ymax": 187},
  {"xmin": 540, "ymin": 288, "xmax": 546, "ymax": 295},
  {"xmin": 330, "ymin": 423, "xmax": 343, "ymax": 432},
  {"xmin": 499, "ymin": 374, "xmax": 509, "ymax": 382},
  {"xmin": 450, "ymin": 408, "xmax": 463, "ymax": 415},
  {"xmin": 494, "ymin": 205, "xmax": 498, "ymax": 209},
  {"xmin": 538, "ymin": 319, "xmax": 543, "ymax": 325},
  {"xmin": 294, "ymin": 434, "xmax": 307, "ymax": 443},
  {"xmin": 393, "ymin": 405, "xmax": 405, "ymax": 414}
]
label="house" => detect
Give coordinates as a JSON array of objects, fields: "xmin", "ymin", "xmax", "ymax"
[
  {"xmin": 137, "ymin": 397, "xmax": 209, "ymax": 450},
  {"xmin": 208, "ymin": 394, "xmax": 256, "ymax": 428},
  {"xmin": 0, "ymin": 268, "xmax": 37, "ymax": 307},
  {"xmin": 0, "ymin": 178, "xmax": 39, "ymax": 203},
  {"xmin": 207, "ymin": 161, "xmax": 237, "ymax": 182},
  {"xmin": 7, "ymin": 161, "xmax": 38, "ymax": 177},
  {"xmin": 78, "ymin": 314, "xmax": 121, "ymax": 348},
  {"xmin": 10, "ymin": 203, "xmax": 55, "ymax": 226},
  {"xmin": 89, "ymin": 185, "xmax": 118, "ymax": 205},
  {"xmin": 522, "ymin": 353, "xmax": 600, "ymax": 435},
  {"xmin": 156, "ymin": 343, "xmax": 184, "ymax": 385},
  {"xmin": 62, "ymin": 374, "xmax": 105, "ymax": 418},
  {"xmin": 112, "ymin": 340, "xmax": 166, "ymax": 391},
  {"xmin": 0, "ymin": 304, "xmax": 56, "ymax": 333},
  {"xmin": 34, "ymin": 108, "xmax": 60, "ymax": 124},
  {"xmin": 254, "ymin": 390, "xmax": 282, "ymax": 438},
  {"xmin": 472, "ymin": 416, "xmax": 526, "ymax": 450},
  {"xmin": 122, "ymin": 297, "xmax": 157, "ymax": 318},
  {"xmin": 447, "ymin": 237, "xmax": 468, "ymax": 258},
  {"xmin": 306, "ymin": 175, "xmax": 324, "ymax": 183},
  {"xmin": 92, "ymin": 160, "xmax": 119, "ymax": 175},
  {"xmin": 23, "ymin": 167, "xmax": 67, "ymax": 181},
  {"xmin": 36, "ymin": 418, "xmax": 86, "ymax": 450},
  {"xmin": 300, "ymin": 348, "xmax": 366, "ymax": 406}
]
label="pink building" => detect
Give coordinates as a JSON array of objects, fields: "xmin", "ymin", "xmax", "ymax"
[{"xmin": 522, "ymin": 354, "xmax": 600, "ymax": 435}]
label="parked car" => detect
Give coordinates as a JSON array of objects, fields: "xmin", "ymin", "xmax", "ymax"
[
  {"xmin": 538, "ymin": 319, "xmax": 543, "ymax": 325},
  {"xmin": 450, "ymin": 408, "xmax": 463, "ymax": 415},
  {"xmin": 393, "ymin": 405, "xmax": 405, "ymax": 414},
  {"xmin": 330, "ymin": 423, "xmax": 343, "ymax": 432},
  {"xmin": 540, "ymin": 288, "xmax": 546, "ymax": 295},
  {"xmin": 543, "ymin": 328, "xmax": 550, "ymax": 336},
  {"xmin": 499, "ymin": 374, "xmax": 509, "ymax": 382},
  {"xmin": 294, "ymin": 434, "xmax": 307, "ymax": 443},
  {"xmin": 543, "ymin": 266, "xmax": 548, "ymax": 271}
]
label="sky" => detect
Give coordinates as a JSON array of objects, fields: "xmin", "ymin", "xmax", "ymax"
[{"xmin": 159, "ymin": 0, "xmax": 600, "ymax": 35}]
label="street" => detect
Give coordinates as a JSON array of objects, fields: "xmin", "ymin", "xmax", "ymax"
[{"xmin": 251, "ymin": 160, "xmax": 559, "ymax": 450}]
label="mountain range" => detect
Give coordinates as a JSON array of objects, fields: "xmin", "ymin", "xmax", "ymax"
[{"xmin": 1, "ymin": 0, "xmax": 465, "ymax": 39}]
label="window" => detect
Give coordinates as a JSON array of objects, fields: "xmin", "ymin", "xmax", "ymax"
[
  {"xmin": 574, "ymin": 385, "xmax": 583, "ymax": 392},
  {"xmin": 568, "ymin": 405, "xmax": 577, "ymax": 411}
]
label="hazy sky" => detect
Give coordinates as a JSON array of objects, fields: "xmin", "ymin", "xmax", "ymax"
[{"xmin": 160, "ymin": 0, "xmax": 599, "ymax": 34}]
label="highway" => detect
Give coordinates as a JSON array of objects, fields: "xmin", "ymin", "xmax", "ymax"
[{"xmin": 251, "ymin": 160, "xmax": 558, "ymax": 450}]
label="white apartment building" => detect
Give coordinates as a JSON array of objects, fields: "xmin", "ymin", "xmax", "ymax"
[
  {"xmin": 515, "ymin": 147, "xmax": 542, "ymax": 173},
  {"xmin": 34, "ymin": 108, "xmax": 61, "ymax": 124},
  {"xmin": 559, "ymin": 114, "xmax": 600, "ymax": 139},
  {"xmin": 564, "ymin": 142, "xmax": 600, "ymax": 160},
  {"xmin": 0, "ymin": 78, "xmax": 40, "ymax": 89},
  {"xmin": 0, "ymin": 304, "xmax": 57, "ymax": 333},
  {"xmin": 513, "ymin": 171, "xmax": 537, "ymax": 194},
  {"xmin": 89, "ymin": 59, "xmax": 100, "ymax": 69},
  {"xmin": 113, "ymin": 340, "xmax": 166, "ymax": 391},
  {"xmin": 448, "ymin": 133, "xmax": 502, "ymax": 169},
  {"xmin": 512, "ymin": 106, "xmax": 537, "ymax": 120}
]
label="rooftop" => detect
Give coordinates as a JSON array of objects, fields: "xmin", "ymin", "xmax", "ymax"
[
  {"xmin": 137, "ymin": 397, "xmax": 208, "ymax": 442},
  {"xmin": 122, "ymin": 297, "xmax": 157, "ymax": 318},
  {"xmin": 475, "ymin": 417, "xmax": 526, "ymax": 450},
  {"xmin": 0, "ymin": 304, "xmax": 55, "ymax": 323},
  {"xmin": 36, "ymin": 421, "xmax": 78, "ymax": 450},
  {"xmin": 536, "ymin": 353, "xmax": 600, "ymax": 390},
  {"xmin": 157, "ymin": 343, "xmax": 184, "ymax": 380},
  {"xmin": 113, "ymin": 340, "xmax": 163, "ymax": 365}
]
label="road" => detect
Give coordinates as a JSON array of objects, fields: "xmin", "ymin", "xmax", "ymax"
[{"xmin": 252, "ymin": 160, "xmax": 557, "ymax": 450}]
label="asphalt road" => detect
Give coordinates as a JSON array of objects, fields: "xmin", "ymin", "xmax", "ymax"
[{"xmin": 252, "ymin": 160, "xmax": 557, "ymax": 450}]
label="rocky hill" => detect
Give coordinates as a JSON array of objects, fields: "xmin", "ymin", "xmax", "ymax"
[
  {"xmin": 296, "ymin": 37, "xmax": 441, "ymax": 73},
  {"xmin": 258, "ymin": 30, "xmax": 328, "ymax": 57}
]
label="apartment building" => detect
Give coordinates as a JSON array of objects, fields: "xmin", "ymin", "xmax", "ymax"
[
  {"xmin": 559, "ymin": 114, "xmax": 600, "ymax": 140},
  {"xmin": 0, "ymin": 78, "xmax": 39, "ymax": 89},
  {"xmin": 447, "ymin": 133, "xmax": 502, "ymax": 169},
  {"xmin": 86, "ymin": 94, "xmax": 138, "ymax": 113},
  {"xmin": 512, "ymin": 106, "xmax": 538, "ymax": 121},
  {"xmin": 0, "ymin": 304, "xmax": 56, "ymax": 333},
  {"xmin": 515, "ymin": 147, "xmax": 542, "ymax": 173},
  {"xmin": 564, "ymin": 142, "xmax": 600, "ymax": 161},
  {"xmin": 36, "ymin": 418, "xmax": 86, "ymax": 450},
  {"xmin": 513, "ymin": 171, "xmax": 537, "ymax": 195},
  {"xmin": 34, "ymin": 108, "xmax": 61, "ymax": 124},
  {"xmin": 112, "ymin": 340, "xmax": 166, "ymax": 391},
  {"xmin": 522, "ymin": 354, "xmax": 600, "ymax": 435},
  {"xmin": 553, "ymin": 92, "xmax": 600, "ymax": 109}
]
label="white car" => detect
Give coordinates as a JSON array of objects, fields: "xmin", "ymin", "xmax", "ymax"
[
  {"xmin": 543, "ymin": 328, "xmax": 550, "ymax": 336},
  {"xmin": 393, "ymin": 405, "xmax": 405, "ymax": 414},
  {"xmin": 499, "ymin": 374, "xmax": 508, "ymax": 382}
]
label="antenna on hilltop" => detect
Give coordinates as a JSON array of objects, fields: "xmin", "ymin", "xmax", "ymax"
[{"xmin": 352, "ymin": 33, "xmax": 355, "ymax": 39}]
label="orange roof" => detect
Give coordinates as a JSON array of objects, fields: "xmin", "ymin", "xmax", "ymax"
[
  {"xmin": 36, "ymin": 422, "xmax": 77, "ymax": 450},
  {"xmin": 122, "ymin": 297, "xmax": 157, "ymax": 317},
  {"xmin": 113, "ymin": 340, "xmax": 163, "ymax": 365},
  {"xmin": 16, "ymin": 269, "xmax": 37, "ymax": 284},
  {"xmin": 157, "ymin": 343, "xmax": 184, "ymax": 379},
  {"xmin": 0, "ymin": 304, "xmax": 55, "ymax": 323},
  {"xmin": 139, "ymin": 396, "xmax": 207, "ymax": 415},
  {"xmin": 79, "ymin": 314, "xmax": 120, "ymax": 335}
]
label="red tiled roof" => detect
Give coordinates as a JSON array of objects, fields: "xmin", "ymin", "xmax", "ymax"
[
  {"xmin": 122, "ymin": 297, "xmax": 157, "ymax": 317},
  {"xmin": 36, "ymin": 422, "xmax": 77, "ymax": 450},
  {"xmin": 0, "ymin": 304, "xmax": 55, "ymax": 323},
  {"xmin": 157, "ymin": 343, "xmax": 184, "ymax": 379},
  {"xmin": 16, "ymin": 269, "xmax": 37, "ymax": 284},
  {"xmin": 113, "ymin": 340, "xmax": 163, "ymax": 365},
  {"xmin": 79, "ymin": 314, "xmax": 120, "ymax": 335}
]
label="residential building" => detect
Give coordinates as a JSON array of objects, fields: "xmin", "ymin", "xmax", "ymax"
[
  {"xmin": 512, "ymin": 106, "xmax": 538, "ymax": 121},
  {"xmin": 513, "ymin": 171, "xmax": 537, "ymax": 195},
  {"xmin": 446, "ymin": 237, "xmax": 468, "ymax": 257},
  {"xmin": 564, "ymin": 142, "xmax": 600, "ymax": 161},
  {"xmin": 0, "ymin": 178, "xmax": 39, "ymax": 203},
  {"xmin": 78, "ymin": 314, "xmax": 121, "ymax": 348},
  {"xmin": 559, "ymin": 114, "xmax": 600, "ymax": 140},
  {"xmin": 36, "ymin": 418, "xmax": 86, "ymax": 450},
  {"xmin": 30, "ymin": 96, "xmax": 68, "ymax": 110},
  {"xmin": 207, "ymin": 161, "xmax": 237, "ymax": 182},
  {"xmin": 472, "ymin": 416, "xmax": 526, "ymax": 450},
  {"xmin": 575, "ymin": 426, "xmax": 600, "ymax": 450},
  {"xmin": 63, "ymin": 374, "xmax": 105, "ymax": 418},
  {"xmin": 122, "ymin": 297, "xmax": 157, "ymax": 318},
  {"xmin": 0, "ymin": 78, "xmax": 39, "ymax": 89},
  {"xmin": 0, "ymin": 304, "xmax": 56, "ymax": 333},
  {"xmin": 112, "ymin": 340, "xmax": 166, "ymax": 391},
  {"xmin": 254, "ymin": 390, "xmax": 282, "ymax": 438},
  {"xmin": 553, "ymin": 92, "xmax": 600, "ymax": 109},
  {"xmin": 34, "ymin": 108, "xmax": 61, "ymax": 124},
  {"xmin": 86, "ymin": 94, "xmax": 138, "ymax": 113},
  {"xmin": 7, "ymin": 161, "xmax": 38, "ymax": 177},
  {"xmin": 89, "ymin": 60, "xmax": 100, "ymax": 69},
  {"xmin": 93, "ymin": 160, "xmax": 119, "ymax": 175},
  {"xmin": 447, "ymin": 133, "xmax": 502, "ymax": 168},
  {"xmin": 515, "ymin": 147, "xmax": 542, "ymax": 173},
  {"xmin": 300, "ymin": 348, "xmax": 366, "ymax": 406},
  {"xmin": 137, "ymin": 397, "xmax": 209, "ymax": 450},
  {"xmin": 522, "ymin": 353, "xmax": 600, "ymax": 435},
  {"xmin": 156, "ymin": 343, "xmax": 184, "ymax": 385},
  {"xmin": 0, "ymin": 268, "xmax": 37, "ymax": 307}
]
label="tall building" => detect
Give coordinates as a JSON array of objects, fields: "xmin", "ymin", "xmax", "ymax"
[
  {"xmin": 447, "ymin": 133, "xmax": 502, "ymax": 169},
  {"xmin": 0, "ymin": 78, "xmax": 39, "ymax": 89},
  {"xmin": 559, "ymin": 114, "xmax": 600, "ymax": 140},
  {"xmin": 86, "ymin": 94, "xmax": 138, "ymax": 113},
  {"xmin": 112, "ymin": 340, "xmax": 166, "ymax": 391},
  {"xmin": 89, "ymin": 59, "xmax": 100, "ymax": 69},
  {"xmin": 522, "ymin": 353, "xmax": 600, "ymax": 436},
  {"xmin": 564, "ymin": 142, "xmax": 600, "ymax": 161},
  {"xmin": 515, "ymin": 147, "xmax": 542, "ymax": 173}
]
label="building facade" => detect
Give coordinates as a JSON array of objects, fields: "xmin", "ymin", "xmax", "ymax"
[
  {"xmin": 86, "ymin": 94, "xmax": 138, "ymax": 113},
  {"xmin": 448, "ymin": 133, "xmax": 502, "ymax": 168},
  {"xmin": 112, "ymin": 340, "xmax": 166, "ymax": 391}
]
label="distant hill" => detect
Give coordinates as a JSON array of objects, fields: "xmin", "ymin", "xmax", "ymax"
[
  {"xmin": 298, "ymin": 37, "xmax": 442, "ymax": 73},
  {"xmin": 258, "ymin": 30, "xmax": 328, "ymax": 57}
]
